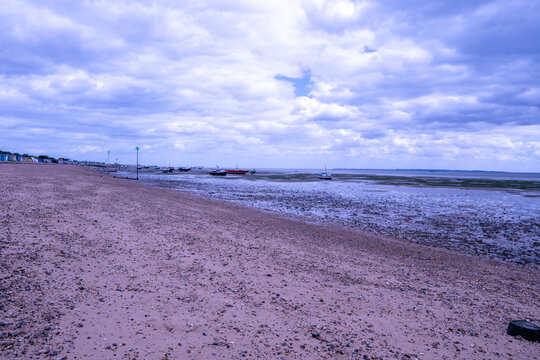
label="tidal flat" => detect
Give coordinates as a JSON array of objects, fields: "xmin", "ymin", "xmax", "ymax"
[{"xmin": 135, "ymin": 168, "xmax": 540, "ymax": 266}]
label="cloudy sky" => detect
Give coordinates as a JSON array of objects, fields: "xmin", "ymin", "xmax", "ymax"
[{"xmin": 1, "ymin": 0, "xmax": 539, "ymax": 171}]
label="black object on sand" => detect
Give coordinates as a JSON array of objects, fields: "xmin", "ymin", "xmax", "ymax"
[{"xmin": 507, "ymin": 320, "xmax": 540, "ymax": 342}]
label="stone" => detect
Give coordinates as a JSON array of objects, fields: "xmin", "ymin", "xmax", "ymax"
[{"xmin": 507, "ymin": 320, "xmax": 540, "ymax": 342}]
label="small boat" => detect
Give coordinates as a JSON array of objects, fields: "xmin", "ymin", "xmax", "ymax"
[
  {"xmin": 161, "ymin": 167, "xmax": 175, "ymax": 173},
  {"xmin": 318, "ymin": 165, "xmax": 333, "ymax": 180},
  {"xmin": 177, "ymin": 167, "xmax": 192, "ymax": 172},
  {"xmin": 209, "ymin": 166, "xmax": 227, "ymax": 176},
  {"xmin": 226, "ymin": 165, "xmax": 249, "ymax": 174}
]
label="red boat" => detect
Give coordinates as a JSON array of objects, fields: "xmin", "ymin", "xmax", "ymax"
[{"xmin": 226, "ymin": 166, "xmax": 249, "ymax": 174}]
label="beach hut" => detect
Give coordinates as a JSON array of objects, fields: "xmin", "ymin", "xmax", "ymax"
[
  {"xmin": 37, "ymin": 155, "xmax": 54, "ymax": 163},
  {"xmin": 0, "ymin": 152, "xmax": 9, "ymax": 162}
]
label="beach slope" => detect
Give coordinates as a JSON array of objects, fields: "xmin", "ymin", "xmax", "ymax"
[{"xmin": 0, "ymin": 164, "xmax": 538, "ymax": 359}]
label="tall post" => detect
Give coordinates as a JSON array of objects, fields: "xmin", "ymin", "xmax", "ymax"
[
  {"xmin": 135, "ymin": 146, "xmax": 140, "ymax": 180},
  {"xmin": 107, "ymin": 150, "xmax": 110, "ymax": 164}
]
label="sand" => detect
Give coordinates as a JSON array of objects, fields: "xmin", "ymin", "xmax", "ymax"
[{"xmin": 0, "ymin": 163, "xmax": 538, "ymax": 359}]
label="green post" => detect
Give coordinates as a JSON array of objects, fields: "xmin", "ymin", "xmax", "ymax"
[{"xmin": 135, "ymin": 146, "xmax": 140, "ymax": 180}]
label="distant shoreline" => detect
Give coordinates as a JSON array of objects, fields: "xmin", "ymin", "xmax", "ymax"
[{"xmin": 332, "ymin": 168, "xmax": 540, "ymax": 174}]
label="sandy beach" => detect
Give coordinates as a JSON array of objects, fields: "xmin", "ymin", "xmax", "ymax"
[{"xmin": 1, "ymin": 164, "xmax": 538, "ymax": 359}]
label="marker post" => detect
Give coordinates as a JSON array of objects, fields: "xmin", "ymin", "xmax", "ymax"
[{"xmin": 135, "ymin": 146, "xmax": 140, "ymax": 180}]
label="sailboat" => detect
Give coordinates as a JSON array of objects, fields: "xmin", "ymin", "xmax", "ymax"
[{"xmin": 318, "ymin": 165, "xmax": 333, "ymax": 180}]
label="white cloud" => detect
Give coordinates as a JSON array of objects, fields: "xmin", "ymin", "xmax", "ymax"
[
  {"xmin": 76, "ymin": 145, "xmax": 101, "ymax": 153},
  {"xmin": 295, "ymin": 97, "xmax": 357, "ymax": 120},
  {"xmin": 304, "ymin": 0, "xmax": 372, "ymax": 30},
  {"xmin": 0, "ymin": 0, "xmax": 538, "ymax": 170}
]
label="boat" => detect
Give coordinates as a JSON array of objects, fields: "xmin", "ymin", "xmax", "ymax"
[
  {"xmin": 177, "ymin": 167, "xmax": 192, "ymax": 172},
  {"xmin": 161, "ymin": 167, "xmax": 175, "ymax": 173},
  {"xmin": 318, "ymin": 165, "xmax": 333, "ymax": 180},
  {"xmin": 226, "ymin": 165, "xmax": 249, "ymax": 175},
  {"xmin": 209, "ymin": 166, "xmax": 227, "ymax": 176}
]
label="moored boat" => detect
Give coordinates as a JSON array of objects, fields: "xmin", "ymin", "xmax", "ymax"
[
  {"xmin": 226, "ymin": 169, "xmax": 249, "ymax": 174},
  {"xmin": 177, "ymin": 167, "xmax": 192, "ymax": 172},
  {"xmin": 318, "ymin": 165, "xmax": 333, "ymax": 180},
  {"xmin": 209, "ymin": 166, "xmax": 227, "ymax": 176},
  {"xmin": 226, "ymin": 165, "xmax": 249, "ymax": 174}
]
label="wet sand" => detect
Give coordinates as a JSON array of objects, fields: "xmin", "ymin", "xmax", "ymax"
[{"xmin": 1, "ymin": 163, "xmax": 538, "ymax": 359}]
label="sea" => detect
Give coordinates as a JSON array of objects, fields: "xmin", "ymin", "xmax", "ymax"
[{"xmin": 117, "ymin": 168, "xmax": 540, "ymax": 266}]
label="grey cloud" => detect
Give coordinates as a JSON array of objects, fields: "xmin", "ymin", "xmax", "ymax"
[
  {"xmin": 361, "ymin": 130, "xmax": 388, "ymax": 139},
  {"xmin": 379, "ymin": 0, "xmax": 493, "ymax": 18},
  {"xmin": 1, "ymin": 0, "xmax": 539, "ymax": 171}
]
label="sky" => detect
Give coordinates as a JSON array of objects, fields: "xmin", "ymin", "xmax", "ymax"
[{"xmin": 1, "ymin": 0, "xmax": 539, "ymax": 171}]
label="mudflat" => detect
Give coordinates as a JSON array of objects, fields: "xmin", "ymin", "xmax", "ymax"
[{"xmin": 0, "ymin": 163, "xmax": 538, "ymax": 359}]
